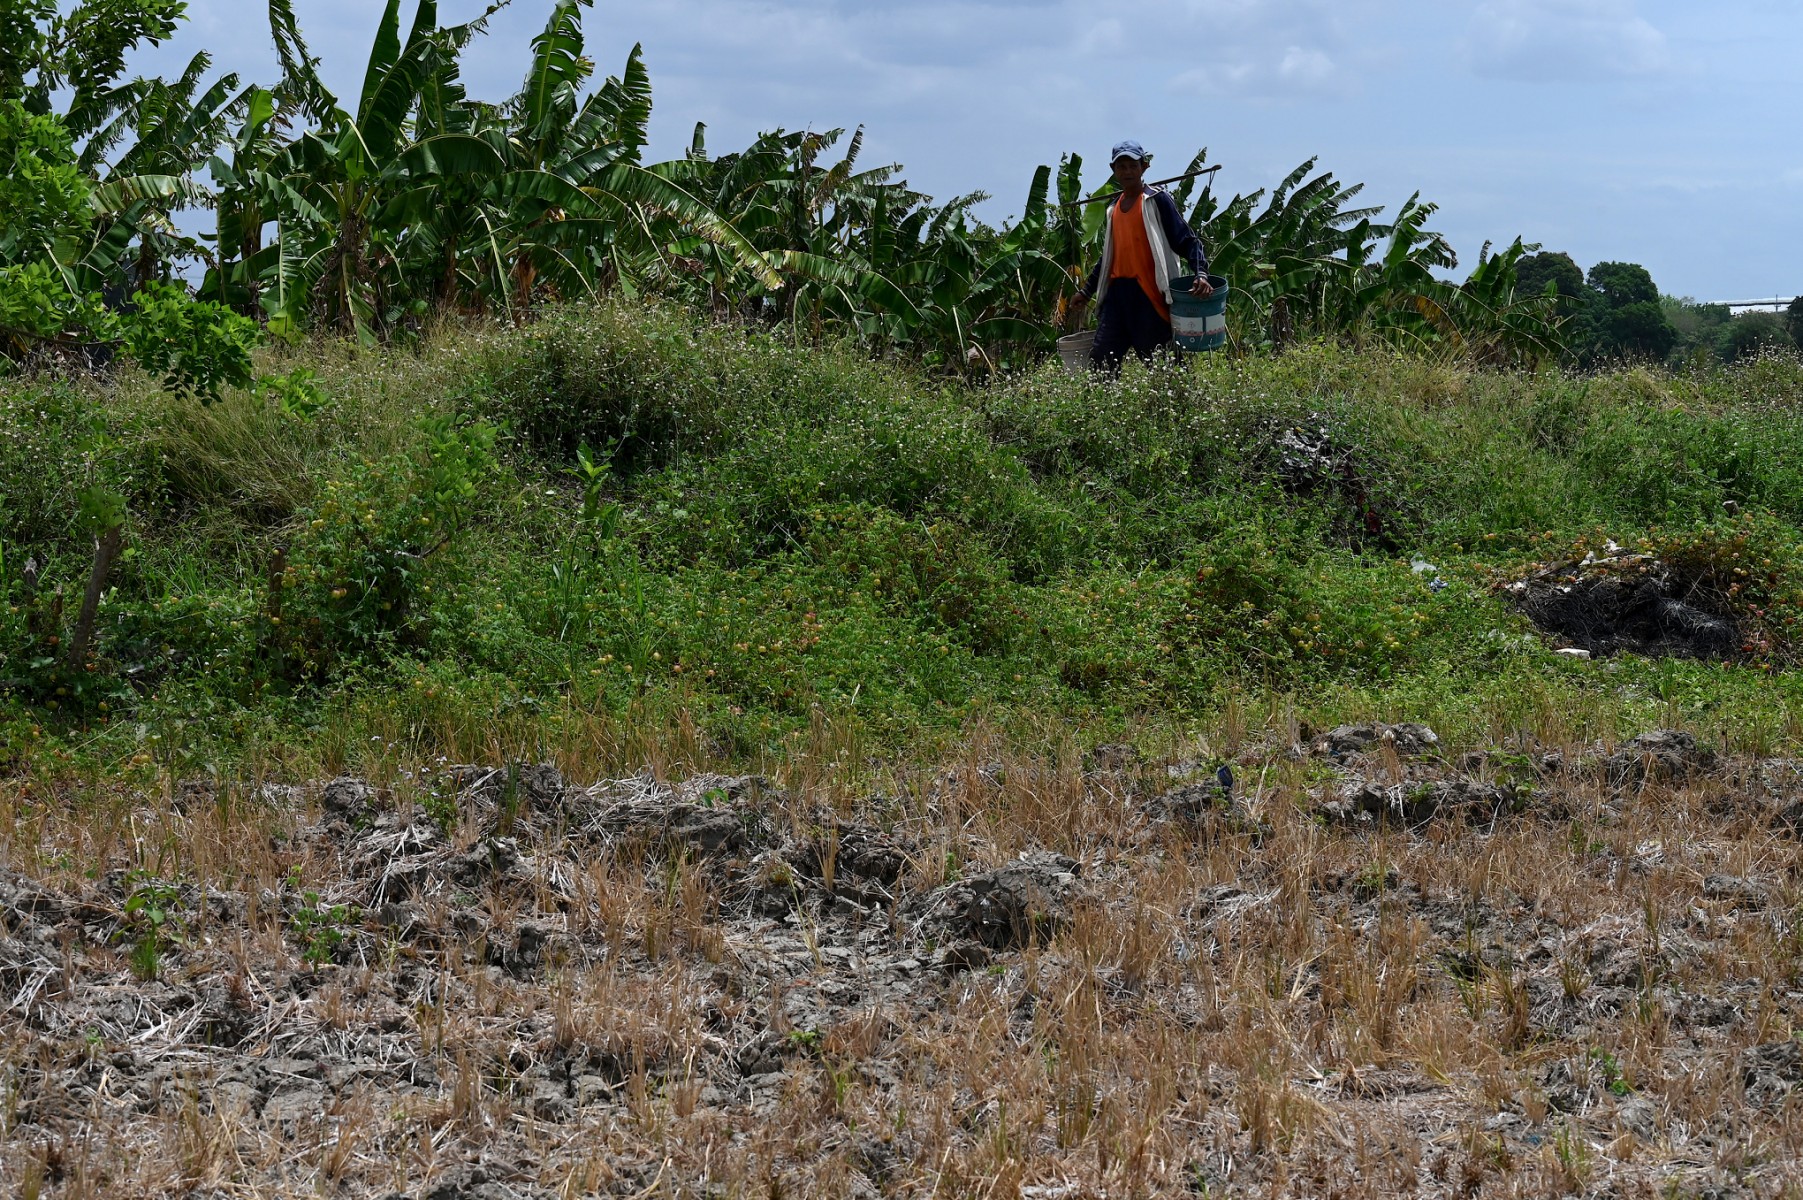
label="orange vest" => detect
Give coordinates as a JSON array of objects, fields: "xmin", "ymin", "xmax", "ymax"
[{"xmin": 1109, "ymin": 194, "xmax": 1169, "ymax": 320}]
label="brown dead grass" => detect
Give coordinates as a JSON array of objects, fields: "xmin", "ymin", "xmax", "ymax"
[{"xmin": 3, "ymin": 713, "xmax": 1803, "ymax": 1199}]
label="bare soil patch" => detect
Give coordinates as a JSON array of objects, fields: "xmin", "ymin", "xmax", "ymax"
[{"xmin": 4, "ymin": 728, "xmax": 1803, "ymax": 1196}]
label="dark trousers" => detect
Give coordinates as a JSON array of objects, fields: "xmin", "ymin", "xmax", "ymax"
[{"xmin": 1090, "ymin": 278, "xmax": 1172, "ymax": 372}]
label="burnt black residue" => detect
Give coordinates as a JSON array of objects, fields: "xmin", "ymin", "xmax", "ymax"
[
  {"xmin": 1269, "ymin": 416, "xmax": 1398, "ymax": 551},
  {"xmin": 1514, "ymin": 568, "xmax": 1741, "ymax": 660}
]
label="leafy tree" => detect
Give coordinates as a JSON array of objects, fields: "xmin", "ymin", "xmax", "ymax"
[
  {"xmin": 0, "ymin": 100, "xmax": 91, "ymax": 261},
  {"xmin": 1574, "ymin": 260, "xmax": 1677, "ymax": 363},
  {"xmin": 0, "ymin": 99, "xmax": 109, "ymax": 354},
  {"xmin": 1604, "ymin": 299, "xmax": 1677, "ymax": 361},
  {"xmin": 0, "ymin": 0, "xmax": 185, "ymax": 134},
  {"xmin": 1517, "ymin": 251, "xmax": 1586, "ymax": 317},
  {"xmin": 1663, "ymin": 296, "xmax": 1732, "ymax": 362},
  {"xmin": 1587, "ymin": 261, "xmax": 1660, "ymax": 308},
  {"xmin": 1717, "ymin": 311, "xmax": 1790, "ymax": 362},
  {"xmin": 1788, "ymin": 296, "xmax": 1803, "ymax": 352},
  {"xmin": 1514, "ymin": 246, "xmax": 1586, "ymax": 351}
]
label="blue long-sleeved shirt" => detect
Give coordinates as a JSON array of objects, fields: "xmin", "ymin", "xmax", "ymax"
[{"xmin": 1080, "ymin": 187, "xmax": 1210, "ymax": 298}]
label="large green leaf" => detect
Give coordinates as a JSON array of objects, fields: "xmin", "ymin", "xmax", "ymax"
[
  {"xmin": 775, "ymin": 250, "xmax": 917, "ymax": 323},
  {"xmin": 88, "ymin": 174, "xmax": 209, "ymax": 215},
  {"xmin": 267, "ymin": 0, "xmax": 337, "ymax": 121},
  {"xmin": 487, "ymin": 168, "xmax": 608, "ymax": 217},
  {"xmin": 598, "ymin": 44, "xmax": 652, "ymax": 160},
  {"xmin": 586, "ymin": 163, "xmax": 779, "ymax": 289},
  {"xmin": 358, "ymin": 0, "xmax": 404, "ymax": 121},
  {"xmin": 400, "ymin": 133, "xmax": 505, "ymax": 179},
  {"xmin": 519, "ymin": 0, "xmax": 590, "ymax": 147}
]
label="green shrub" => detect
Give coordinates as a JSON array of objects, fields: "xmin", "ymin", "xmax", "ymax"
[
  {"xmin": 121, "ymin": 282, "xmax": 262, "ymax": 403},
  {"xmin": 483, "ymin": 303, "xmax": 889, "ymax": 466},
  {"xmin": 0, "ymin": 381, "xmax": 114, "ymax": 554},
  {"xmin": 271, "ymin": 413, "xmax": 497, "ymax": 678},
  {"xmin": 804, "ymin": 504, "xmax": 1024, "ymax": 656}
]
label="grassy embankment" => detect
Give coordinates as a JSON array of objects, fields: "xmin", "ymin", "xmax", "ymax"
[
  {"xmin": 6, "ymin": 301, "xmax": 1803, "ymax": 778},
  {"xmin": 11, "ymin": 307, "xmax": 1803, "ymax": 1196}
]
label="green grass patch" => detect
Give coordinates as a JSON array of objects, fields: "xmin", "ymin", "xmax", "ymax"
[{"xmin": 6, "ymin": 302, "xmax": 1803, "ymax": 773}]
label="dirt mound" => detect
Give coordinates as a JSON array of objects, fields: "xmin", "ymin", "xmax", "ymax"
[
  {"xmin": 1312, "ymin": 722, "xmax": 1441, "ymax": 758},
  {"xmin": 1605, "ymin": 729, "xmax": 1716, "ymax": 786},
  {"xmin": 1145, "ymin": 779, "xmax": 1229, "ymax": 824},
  {"xmin": 1268, "ymin": 416, "xmax": 1397, "ymax": 549},
  {"xmin": 1319, "ymin": 777, "xmax": 1517, "ymax": 828},
  {"xmin": 931, "ymin": 852, "xmax": 1087, "ymax": 949},
  {"xmin": 1743, "ymin": 1041, "xmax": 1803, "ymax": 1110},
  {"xmin": 1508, "ymin": 553, "xmax": 1741, "ymax": 659}
]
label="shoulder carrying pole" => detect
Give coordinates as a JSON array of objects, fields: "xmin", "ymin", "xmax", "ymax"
[{"xmin": 1063, "ymin": 164, "xmax": 1222, "ymax": 208}]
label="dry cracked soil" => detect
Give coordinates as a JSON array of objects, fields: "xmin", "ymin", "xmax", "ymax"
[{"xmin": 5, "ymin": 725, "xmax": 1803, "ymax": 1197}]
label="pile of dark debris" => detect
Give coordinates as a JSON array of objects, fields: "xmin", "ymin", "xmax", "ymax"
[{"xmin": 1505, "ymin": 543, "xmax": 1745, "ymax": 660}]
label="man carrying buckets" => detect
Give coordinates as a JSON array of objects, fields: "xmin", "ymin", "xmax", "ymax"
[{"xmin": 1070, "ymin": 140, "xmax": 1214, "ymax": 372}]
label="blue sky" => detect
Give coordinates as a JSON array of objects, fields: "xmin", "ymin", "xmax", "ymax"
[{"xmin": 134, "ymin": 0, "xmax": 1801, "ymax": 301}]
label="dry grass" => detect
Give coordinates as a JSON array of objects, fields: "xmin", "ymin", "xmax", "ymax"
[{"xmin": 4, "ymin": 710, "xmax": 1803, "ymax": 1198}]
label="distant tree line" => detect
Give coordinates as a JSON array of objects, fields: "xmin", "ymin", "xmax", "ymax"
[{"xmin": 1518, "ymin": 251, "xmax": 1802, "ymax": 367}]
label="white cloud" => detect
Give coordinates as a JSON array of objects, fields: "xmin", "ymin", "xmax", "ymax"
[
  {"xmin": 1075, "ymin": 18, "xmax": 1127, "ymax": 57},
  {"xmin": 1279, "ymin": 46, "xmax": 1336, "ymax": 88},
  {"xmin": 1467, "ymin": 0, "xmax": 1669, "ymax": 81},
  {"xmin": 1168, "ymin": 44, "xmax": 1343, "ymax": 99},
  {"xmin": 1160, "ymin": 0, "xmax": 1371, "ymax": 100}
]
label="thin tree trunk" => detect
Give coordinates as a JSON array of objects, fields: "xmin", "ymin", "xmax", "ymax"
[
  {"xmin": 1271, "ymin": 297, "xmax": 1293, "ymax": 351},
  {"xmin": 135, "ymin": 237, "xmax": 158, "ymax": 292},
  {"xmin": 510, "ymin": 253, "xmax": 538, "ymax": 316},
  {"xmin": 439, "ymin": 240, "xmax": 461, "ymax": 312},
  {"xmin": 240, "ymin": 209, "xmax": 264, "ymax": 318},
  {"xmin": 66, "ymin": 526, "xmax": 123, "ymax": 671}
]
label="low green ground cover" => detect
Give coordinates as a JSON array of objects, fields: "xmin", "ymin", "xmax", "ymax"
[{"xmin": 6, "ymin": 302, "xmax": 1803, "ymax": 775}]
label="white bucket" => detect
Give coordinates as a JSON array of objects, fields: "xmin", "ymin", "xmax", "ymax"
[{"xmin": 1056, "ymin": 331, "xmax": 1094, "ymax": 375}]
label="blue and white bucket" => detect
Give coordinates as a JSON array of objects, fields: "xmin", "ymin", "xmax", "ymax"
[{"xmin": 1169, "ymin": 274, "xmax": 1229, "ymax": 352}]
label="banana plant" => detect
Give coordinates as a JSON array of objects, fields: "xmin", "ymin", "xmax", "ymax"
[
  {"xmin": 664, "ymin": 124, "xmax": 1068, "ymax": 368},
  {"xmin": 82, "ymin": 51, "xmax": 251, "ymax": 289},
  {"xmin": 1189, "ymin": 158, "xmax": 1375, "ymax": 348},
  {"xmin": 491, "ymin": 27, "xmax": 779, "ymax": 304},
  {"xmin": 203, "ymin": 84, "xmax": 333, "ymax": 320},
  {"xmin": 18, "ymin": 0, "xmax": 1560, "ymax": 366},
  {"xmin": 891, "ymin": 169, "xmax": 1069, "ymax": 369},
  {"xmin": 1450, "ymin": 238, "xmax": 1561, "ymax": 365},
  {"xmin": 262, "ymin": 0, "xmax": 510, "ymax": 337}
]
